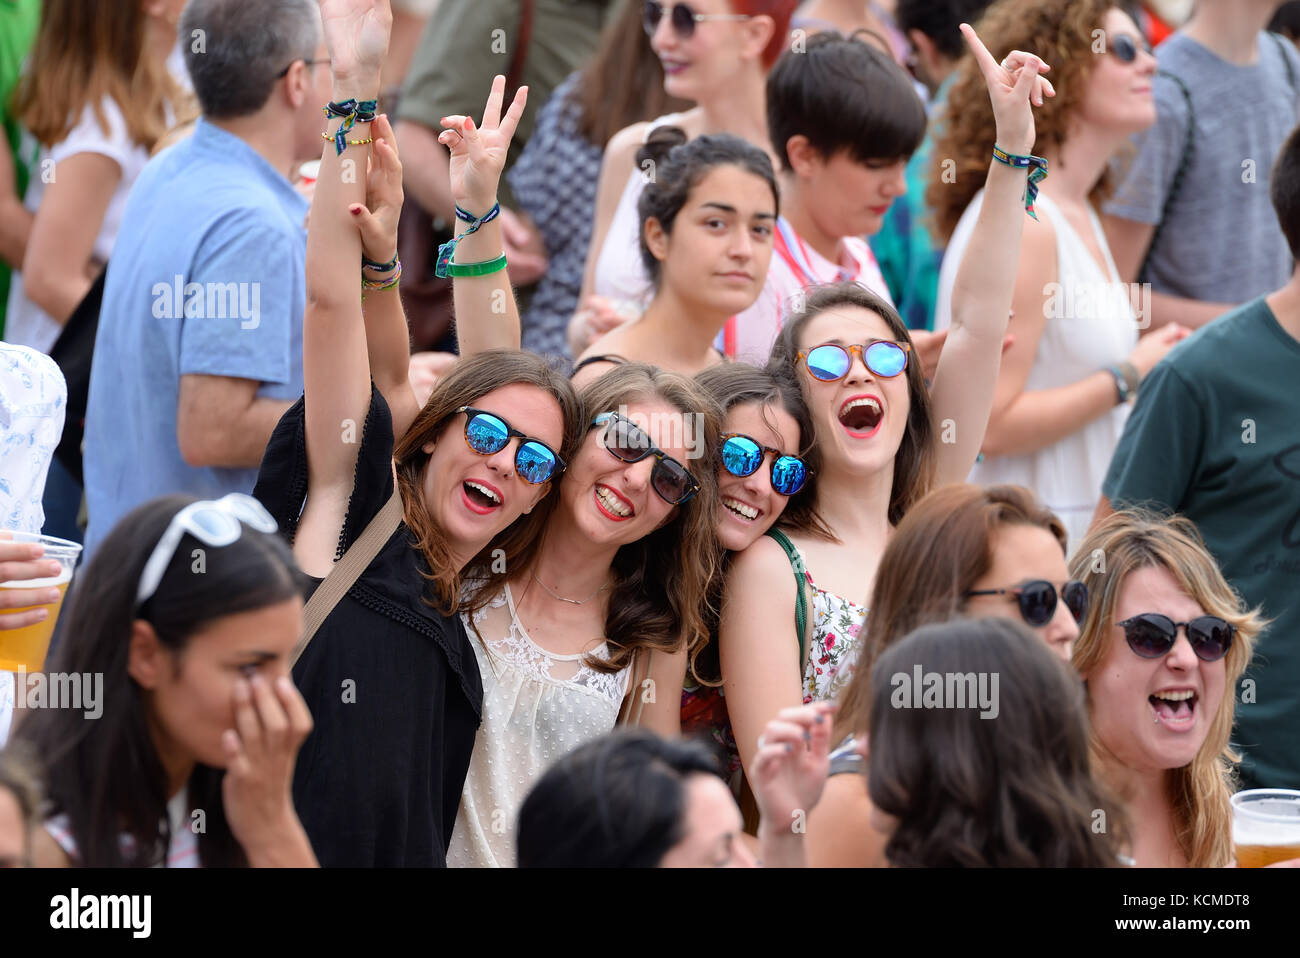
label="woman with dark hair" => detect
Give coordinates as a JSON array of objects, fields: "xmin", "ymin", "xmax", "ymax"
[
  {"xmin": 720, "ymin": 23, "xmax": 1050, "ymax": 814},
  {"xmin": 449, "ymin": 362, "xmax": 723, "ymax": 867},
  {"xmin": 16, "ymin": 493, "xmax": 316, "ymax": 867},
  {"xmin": 930, "ymin": 0, "xmax": 1189, "ymax": 547},
  {"xmin": 250, "ymin": 0, "xmax": 581, "ymax": 867},
  {"xmin": 571, "ymin": 130, "xmax": 779, "ymax": 384},
  {"xmin": 506, "ymin": 0, "xmax": 689, "ymax": 358},
  {"xmin": 517, "ymin": 702, "xmax": 834, "ymax": 868},
  {"xmin": 805, "ymin": 483, "xmax": 1084, "ymax": 865},
  {"xmin": 865, "ymin": 617, "xmax": 1127, "ymax": 867},
  {"xmin": 574, "ymin": 0, "xmax": 799, "ymax": 345}
]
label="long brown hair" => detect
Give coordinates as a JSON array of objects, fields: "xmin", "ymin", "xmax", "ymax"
[
  {"xmin": 927, "ymin": 0, "xmax": 1117, "ymax": 242},
  {"xmin": 838, "ymin": 484, "xmax": 1067, "ymax": 738},
  {"xmin": 393, "ymin": 351, "xmax": 584, "ymax": 616},
  {"xmin": 765, "ymin": 281, "xmax": 936, "ymax": 539},
  {"xmin": 15, "ymin": 0, "xmax": 182, "ymax": 151},
  {"xmin": 1069, "ymin": 510, "xmax": 1264, "ymax": 868},
  {"xmin": 867, "ymin": 617, "xmax": 1128, "ymax": 867},
  {"xmin": 574, "ymin": 0, "xmax": 691, "ymax": 146},
  {"xmin": 540, "ymin": 363, "xmax": 725, "ymax": 674}
]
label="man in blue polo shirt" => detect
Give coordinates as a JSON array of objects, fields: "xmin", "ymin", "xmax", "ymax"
[{"xmin": 83, "ymin": 0, "xmax": 330, "ymax": 559}]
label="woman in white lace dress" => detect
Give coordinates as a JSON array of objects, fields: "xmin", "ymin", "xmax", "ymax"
[{"xmin": 448, "ymin": 363, "xmax": 724, "ymax": 867}]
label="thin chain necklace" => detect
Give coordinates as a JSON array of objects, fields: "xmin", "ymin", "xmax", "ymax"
[{"xmin": 530, "ymin": 570, "xmax": 611, "ymax": 605}]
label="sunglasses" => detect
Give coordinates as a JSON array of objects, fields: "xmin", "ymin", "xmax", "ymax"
[
  {"xmin": 275, "ymin": 57, "xmax": 330, "ymax": 79},
  {"xmin": 136, "ymin": 494, "xmax": 278, "ymax": 609},
  {"xmin": 1118, "ymin": 613, "xmax": 1235, "ymax": 662},
  {"xmin": 643, "ymin": 1, "xmax": 751, "ymax": 39},
  {"xmin": 1106, "ymin": 33, "xmax": 1152, "ymax": 64},
  {"xmin": 720, "ymin": 434, "xmax": 808, "ymax": 496},
  {"xmin": 966, "ymin": 579, "xmax": 1089, "ymax": 628},
  {"xmin": 796, "ymin": 341, "xmax": 911, "ymax": 383},
  {"xmin": 592, "ymin": 412, "xmax": 700, "ymax": 505},
  {"xmin": 458, "ymin": 406, "xmax": 565, "ymax": 485}
]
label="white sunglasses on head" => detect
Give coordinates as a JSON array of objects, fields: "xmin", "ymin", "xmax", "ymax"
[{"xmin": 135, "ymin": 494, "xmax": 279, "ymax": 609}]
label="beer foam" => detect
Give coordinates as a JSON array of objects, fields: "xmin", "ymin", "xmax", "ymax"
[{"xmin": 0, "ymin": 566, "xmax": 72, "ymax": 588}]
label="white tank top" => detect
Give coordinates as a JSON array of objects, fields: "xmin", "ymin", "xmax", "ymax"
[{"xmin": 933, "ymin": 190, "xmax": 1138, "ymax": 550}]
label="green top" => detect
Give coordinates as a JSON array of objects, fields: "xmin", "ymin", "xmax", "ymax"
[
  {"xmin": 1103, "ymin": 297, "xmax": 1300, "ymax": 789},
  {"xmin": 0, "ymin": 0, "xmax": 41, "ymax": 337}
]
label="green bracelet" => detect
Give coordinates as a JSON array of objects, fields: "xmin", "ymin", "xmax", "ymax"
[{"xmin": 443, "ymin": 253, "xmax": 508, "ymax": 278}]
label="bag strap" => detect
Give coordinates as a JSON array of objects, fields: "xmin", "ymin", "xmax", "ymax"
[
  {"xmin": 617, "ymin": 647, "xmax": 655, "ymax": 727},
  {"xmin": 764, "ymin": 528, "xmax": 808, "ymax": 672},
  {"xmin": 291, "ymin": 489, "xmax": 404, "ymax": 668},
  {"xmin": 1138, "ymin": 69, "xmax": 1194, "ymax": 285}
]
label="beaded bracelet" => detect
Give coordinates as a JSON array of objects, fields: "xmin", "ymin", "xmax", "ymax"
[
  {"xmin": 992, "ymin": 144, "xmax": 1049, "ymax": 220},
  {"xmin": 322, "ymin": 131, "xmax": 373, "ymax": 148},
  {"xmin": 435, "ymin": 203, "xmax": 501, "ymax": 278},
  {"xmin": 442, "ymin": 253, "xmax": 507, "ymax": 278},
  {"xmin": 323, "ymin": 98, "xmax": 378, "ymax": 155}
]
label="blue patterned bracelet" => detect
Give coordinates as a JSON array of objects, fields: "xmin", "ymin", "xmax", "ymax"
[
  {"xmin": 436, "ymin": 203, "xmax": 501, "ymax": 277},
  {"xmin": 323, "ymin": 98, "xmax": 379, "ymax": 156},
  {"xmin": 992, "ymin": 144, "xmax": 1049, "ymax": 220}
]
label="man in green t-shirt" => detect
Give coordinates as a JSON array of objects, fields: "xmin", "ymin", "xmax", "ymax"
[
  {"xmin": 0, "ymin": 0, "xmax": 41, "ymax": 339},
  {"xmin": 1097, "ymin": 125, "xmax": 1300, "ymax": 790}
]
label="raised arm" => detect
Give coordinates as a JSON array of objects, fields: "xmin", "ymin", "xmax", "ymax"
[
  {"xmin": 292, "ymin": 0, "xmax": 392, "ymax": 577},
  {"xmin": 437, "ymin": 76, "xmax": 529, "ymax": 356},
  {"xmin": 929, "ymin": 25, "xmax": 1053, "ymax": 485}
]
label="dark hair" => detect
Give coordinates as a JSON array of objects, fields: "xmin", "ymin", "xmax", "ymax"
[
  {"xmin": 894, "ymin": 0, "xmax": 998, "ymax": 60},
  {"xmin": 766, "ymin": 281, "xmax": 936, "ymax": 538},
  {"xmin": 636, "ymin": 128, "xmax": 778, "ymax": 286},
  {"xmin": 395, "ymin": 350, "xmax": 584, "ymax": 617},
  {"xmin": 766, "ymin": 32, "xmax": 926, "ymax": 171},
  {"xmin": 691, "ymin": 363, "xmax": 814, "ymax": 684},
  {"xmin": 867, "ymin": 618, "xmax": 1128, "ymax": 867},
  {"xmin": 1270, "ymin": 1, "xmax": 1300, "ymax": 40},
  {"xmin": 15, "ymin": 495, "xmax": 305, "ymax": 867},
  {"xmin": 573, "ymin": 0, "xmax": 691, "ymax": 146},
  {"xmin": 0, "ymin": 740, "xmax": 42, "ymax": 866},
  {"xmin": 517, "ymin": 729, "xmax": 722, "ymax": 867},
  {"xmin": 1271, "ymin": 121, "xmax": 1300, "ymax": 262},
  {"xmin": 181, "ymin": 0, "xmax": 322, "ymax": 119}
]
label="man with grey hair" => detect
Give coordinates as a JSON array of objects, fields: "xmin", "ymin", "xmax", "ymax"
[{"xmin": 82, "ymin": 0, "xmax": 332, "ymax": 561}]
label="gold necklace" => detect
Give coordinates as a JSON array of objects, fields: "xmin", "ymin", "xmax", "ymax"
[{"xmin": 530, "ymin": 571, "xmax": 611, "ymax": 605}]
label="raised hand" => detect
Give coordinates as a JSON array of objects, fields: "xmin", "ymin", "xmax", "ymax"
[
  {"xmin": 960, "ymin": 22, "xmax": 1054, "ymax": 156},
  {"xmin": 318, "ymin": 0, "xmax": 392, "ymax": 85},
  {"xmin": 439, "ymin": 75, "xmax": 528, "ymax": 215},
  {"xmin": 749, "ymin": 702, "xmax": 835, "ymax": 830},
  {"xmin": 348, "ymin": 114, "xmax": 403, "ymax": 265}
]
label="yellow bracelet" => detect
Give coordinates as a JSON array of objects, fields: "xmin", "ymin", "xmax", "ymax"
[{"xmin": 321, "ymin": 131, "xmax": 373, "ymax": 147}]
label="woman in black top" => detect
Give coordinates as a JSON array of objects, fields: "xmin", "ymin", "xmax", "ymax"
[{"xmin": 253, "ymin": 0, "xmax": 581, "ymax": 866}]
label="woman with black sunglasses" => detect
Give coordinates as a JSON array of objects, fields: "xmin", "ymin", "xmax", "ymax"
[
  {"xmin": 448, "ymin": 363, "xmax": 723, "ymax": 867},
  {"xmin": 799, "ymin": 483, "xmax": 1084, "ymax": 866},
  {"xmin": 1068, "ymin": 509, "xmax": 1271, "ymax": 868},
  {"xmin": 249, "ymin": 0, "xmax": 583, "ymax": 867}
]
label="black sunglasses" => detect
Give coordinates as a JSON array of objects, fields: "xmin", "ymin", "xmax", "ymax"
[
  {"xmin": 275, "ymin": 57, "xmax": 330, "ymax": 79},
  {"xmin": 720, "ymin": 434, "xmax": 808, "ymax": 496},
  {"xmin": 457, "ymin": 406, "xmax": 565, "ymax": 485},
  {"xmin": 1107, "ymin": 33, "xmax": 1152, "ymax": 64},
  {"xmin": 592, "ymin": 412, "xmax": 700, "ymax": 505},
  {"xmin": 1118, "ymin": 613, "xmax": 1235, "ymax": 662},
  {"xmin": 966, "ymin": 579, "xmax": 1089, "ymax": 628},
  {"xmin": 643, "ymin": 0, "xmax": 751, "ymax": 39}
]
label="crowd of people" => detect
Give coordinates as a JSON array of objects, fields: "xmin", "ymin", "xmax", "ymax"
[{"xmin": 0, "ymin": 0, "xmax": 1297, "ymax": 870}]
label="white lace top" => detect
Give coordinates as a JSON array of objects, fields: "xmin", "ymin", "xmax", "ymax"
[{"xmin": 447, "ymin": 584, "xmax": 631, "ymax": 867}]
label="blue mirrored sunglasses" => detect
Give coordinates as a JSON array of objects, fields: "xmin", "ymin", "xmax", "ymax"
[
  {"xmin": 458, "ymin": 406, "xmax": 564, "ymax": 484},
  {"xmin": 720, "ymin": 434, "xmax": 808, "ymax": 496}
]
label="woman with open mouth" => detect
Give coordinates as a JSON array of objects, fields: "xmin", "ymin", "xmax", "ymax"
[
  {"xmin": 251, "ymin": 0, "xmax": 582, "ymax": 867},
  {"xmin": 1069, "ymin": 510, "xmax": 1267, "ymax": 868},
  {"xmin": 719, "ymin": 22, "xmax": 1053, "ymax": 834},
  {"xmin": 448, "ymin": 362, "xmax": 723, "ymax": 867}
]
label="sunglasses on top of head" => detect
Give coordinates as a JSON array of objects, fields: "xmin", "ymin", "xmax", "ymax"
[
  {"xmin": 1118, "ymin": 613, "xmax": 1235, "ymax": 662},
  {"xmin": 1106, "ymin": 32, "xmax": 1152, "ymax": 64},
  {"xmin": 719, "ymin": 434, "xmax": 809, "ymax": 496},
  {"xmin": 592, "ymin": 412, "xmax": 700, "ymax": 505},
  {"xmin": 796, "ymin": 341, "xmax": 911, "ymax": 383},
  {"xmin": 965, "ymin": 579, "xmax": 1089, "ymax": 628},
  {"xmin": 643, "ymin": 0, "xmax": 751, "ymax": 39},
  {"xmin": 456, "ymin": 406, "xmax": 565, "ymax": 484}
]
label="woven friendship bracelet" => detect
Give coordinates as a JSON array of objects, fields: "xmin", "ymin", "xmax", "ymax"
[
  {"xmin": 360, "ymin": 260, "xmax": 402, "ymax": 303},
  {"xmin": 323, "ymin": 98, "xmax": 378, "ymax": 155},
  {"xmin": 992, "ymin": 145, "xmax": 1049, "ymax": 220},
  {"xmin": 435, "ymin": 203, "xmax": 501, "ymax": 277},
  {"xmin": 363, "ymin": 251, "xmax": 399, "ymax": 272}
]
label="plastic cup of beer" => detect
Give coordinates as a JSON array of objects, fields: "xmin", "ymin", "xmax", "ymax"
[
  {"xmin": 0, "ymin": 532, "xmax": 81, "ymax": 672},
  {"xmin": 1232, "ymin": 789, "xmax": 1300, "ymax": 867}
]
